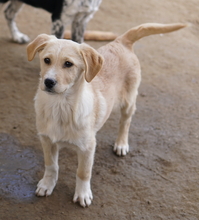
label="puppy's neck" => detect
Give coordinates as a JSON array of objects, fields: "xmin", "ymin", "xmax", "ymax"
[
  {"xmin": 39, "ymin": 74, "xmax": 94, "ymax": 118},
  {"xmin": 61, "ymin": 74, "xmax": 91, "ymax": 102}
]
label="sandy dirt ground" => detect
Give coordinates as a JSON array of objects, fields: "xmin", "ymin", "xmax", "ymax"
[{"xmin": 0, "ymin": 0, "xmax": 199, "ymax": 219}]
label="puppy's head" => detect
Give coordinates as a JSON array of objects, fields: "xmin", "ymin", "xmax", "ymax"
[{"xmin": 27, "ymin": 34, "xmax": 104, "ymax": 94}]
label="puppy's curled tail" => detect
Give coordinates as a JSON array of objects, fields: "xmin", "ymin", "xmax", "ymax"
[{"xmin": 118, "ymin": 23, "xmax": 187, "ymax": 48}]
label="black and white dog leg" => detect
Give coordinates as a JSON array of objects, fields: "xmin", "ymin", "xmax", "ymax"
[
  {"xmin": 51, "ymin": 19, "xmax": 65, "ymax": 39},
  {"xmin": 4, "ymin": 1, "xmax": 30, "ymax": 43},
  {"xmin": 71, "ymin": 12, "xmax": 94, "ymax": 43}
]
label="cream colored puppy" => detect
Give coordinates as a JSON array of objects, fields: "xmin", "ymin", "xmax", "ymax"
[{"xmin": 27, "ymin": 23, "xmax": 186, "ymax": 207}]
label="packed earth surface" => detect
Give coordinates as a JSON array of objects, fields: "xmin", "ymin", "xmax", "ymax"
[{"xmin": 1, "ymin": 0, "xmax": 199, "ymax": 219}]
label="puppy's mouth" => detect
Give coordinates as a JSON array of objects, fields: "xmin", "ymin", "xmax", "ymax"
[
  {"xmin": 43, "ymin": 86, "xmax": 66, "ymax": 95},
  {"xmin": 44, "ymin": 88, "xmax": 56, "ymax": 94},
  {"xmin": 40, "ymin": 79, "xmax": 71, "ymax": 95}
]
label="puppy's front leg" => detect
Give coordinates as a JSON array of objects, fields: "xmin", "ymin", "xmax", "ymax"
[
  {"xmin": 36, "ymin": 135, "xmax": 59, "ymax": 197},
  {"xmin": 73, "ymin": 139, "xmax": 96, "ymax": 207}
]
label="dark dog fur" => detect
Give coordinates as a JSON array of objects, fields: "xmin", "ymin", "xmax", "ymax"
[{"xmin": 0, "ymin": 0, "xmax": 102, "ymax": 43}]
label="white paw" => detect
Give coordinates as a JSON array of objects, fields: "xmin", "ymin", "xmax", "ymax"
[
  {"xmin": 13, "ymin": 32, "xmax": 30, "ymax": 44},
  {"xmin": 73, "ymin": 176, "xmax": 93, "ymax": 207},
  {"xmin": 36, "ymin": 176, "xmax": 57, "ymax": 197},
  {"xmin": 114, "ymin": 143, "xmax": 129, "ymax": 156}
]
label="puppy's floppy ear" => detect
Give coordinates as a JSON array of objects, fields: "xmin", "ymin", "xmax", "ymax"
[
  {"xmin": 80, "ymin": 43, "xmax": 104, "ymax": 82},
  {"xmin": 27, "ymin": 34, "xmax": 57, "ymax": 61}
]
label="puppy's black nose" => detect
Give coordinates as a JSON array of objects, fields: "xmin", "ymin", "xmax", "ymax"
[{"xmin": 44, "ymin": 78, "xmax": 57, "ymax": 89}]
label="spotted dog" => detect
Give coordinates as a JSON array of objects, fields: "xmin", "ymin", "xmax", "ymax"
[{"xmin": 0, "ymin": 0, "xmax": 102, "ymax": 43}]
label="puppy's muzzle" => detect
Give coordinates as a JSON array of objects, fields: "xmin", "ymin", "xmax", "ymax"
[{"xmin": 44, "ymin": 78, "xmax": 57, "ymax": 91}]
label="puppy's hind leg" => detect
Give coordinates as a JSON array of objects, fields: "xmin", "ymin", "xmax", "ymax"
[
  {"xmin": 114, "ymin": 98, "xmax": 137, "ymax": 156},
  {"xmin": 4, "ymin": 0, "xmax": 30, "ymax": 43},
  {"xmin": 36, "ymin": 135, "xmax": 59, "ymax": 197}
]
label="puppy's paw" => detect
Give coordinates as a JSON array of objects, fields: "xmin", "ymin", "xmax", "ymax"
[
  {"xmin": 36, "ymin": 176, "xmax": 57, "ymax": 197},
  {"xmin": 73, "ymin": 176, "xmax": 93, "ymax": 207},
  {"xmin": 114, "ymin": 143, "xmax": 129, "ymax": 156},
  {"xmin": 13, "ymin": 32, "xmax": 30, "ymax": 44}
]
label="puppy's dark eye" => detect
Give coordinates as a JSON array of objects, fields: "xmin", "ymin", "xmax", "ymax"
[
  {"xmin": 64, "ymin": 61, "xmax": 73, "ymax": 68},
  {"xmin": 44, "ymin": 58, "xmax": 51, "ymax": 64}
]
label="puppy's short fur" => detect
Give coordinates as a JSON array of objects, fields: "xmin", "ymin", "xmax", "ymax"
[
  {"xmin": 0, "ymin": 0, "xmax": 101, "ymax": 43},
  {"xmin": 27, "ymin": 23, "xmax": 185, "ymax": 207}
]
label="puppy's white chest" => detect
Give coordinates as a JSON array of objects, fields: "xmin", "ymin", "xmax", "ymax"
[{"xmin": 35, "ymin": 91, "xmax": 91, "ymax": 145}]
